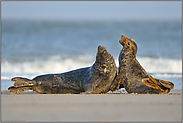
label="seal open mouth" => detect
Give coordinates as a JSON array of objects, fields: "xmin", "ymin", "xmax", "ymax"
[
  {"xmin": 119, "ymin": 34, "xmax": 128, "ymax": 46},
  {"xmin": 119, "ymin": 40, "xmax": 124, "ymax": 46}
]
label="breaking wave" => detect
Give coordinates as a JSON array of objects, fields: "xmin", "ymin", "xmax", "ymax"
[
  {"xmin": 2, "ymin": 55, "xmax": 94, "ymax": 74},
  {"xmin": 1, "ymin": 55, "xmax": 182, "ymax": 80},
  {"xmin": 137, "ymin": 57, "xmax": 182, "ymax": 73}
]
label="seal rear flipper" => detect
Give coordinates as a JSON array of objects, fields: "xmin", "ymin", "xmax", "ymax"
[
  {"xmin": 157, "ymin": 79, "xmax": 174, "ymax": 90},
  {"xmin": 8, "ymin": 77, "xmax": 36, "ymax": 94},
  {"xmin": 11, "ymin": 77, "xmax": 37, "ymax": 87},
  {"xmin": 142, "ymin": 75, "xmax": 167, "ymax": 92},
  {"xmin": 8, "ymin": 86, "xmax": 33, "ymax": 94}
]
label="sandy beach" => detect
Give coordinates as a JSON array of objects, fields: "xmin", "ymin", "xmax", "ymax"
[{"xmin": 1, "ymin": 89, "xmax": 182, "ymax": 122}]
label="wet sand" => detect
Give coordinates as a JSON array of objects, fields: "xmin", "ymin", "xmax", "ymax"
[{"xmin": 1, "ymin": 90, "xmax": 182, "ymax": 122}]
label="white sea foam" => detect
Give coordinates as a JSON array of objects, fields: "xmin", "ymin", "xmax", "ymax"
[
  {"xmin": 153, "ymin": 73, "xmax": 182, "ymax": 78},
  {"xmin": 1, "ymin": 56, "xmax": 182, "ymax": 80},
  {"xmin": 1, "ymin": 55, "xmax": 94, "ymax": 75},
  {"xmin": 137, "ymin": 57, "xmax": 182, "ymax": 73},
  {"xmin": 1, "ymin": 56, "xmax": 182, "ymax": 90},
  {"xmin": 1, "ymin": 76, "xmax": 11, "ymax": 80}
]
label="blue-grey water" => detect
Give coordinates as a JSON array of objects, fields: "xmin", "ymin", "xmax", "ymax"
[{"xmin": 1, "ymin": 19, "xmax": 182, "ymax": 91}]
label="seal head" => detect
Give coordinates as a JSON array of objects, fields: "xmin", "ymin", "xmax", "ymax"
[
  {"xmin": 89, "ymin": 45, "xmax": 117, "ymax": 94},
  {"xmin": 119, "ymin": 34, "xmax": 138, "ymax": 60},
  {"xmin": 96, "ymin": 45, "xmax": 114, "ymax": 65}
]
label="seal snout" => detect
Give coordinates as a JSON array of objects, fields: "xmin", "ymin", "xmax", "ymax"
[
  {"xmin": 121, "ymin": 34, "xmax": 126, "ymax": 38},
  {"xmin": 119, "ymin": 34, "xmax": 127, "ymax": 46},
  {"xmin": 119, "ymin": 40, "xmax": 124, "ymax": 46},
  {"xmin": 98, "ymin": 45, "xmax": 106, "ymax": 54}
]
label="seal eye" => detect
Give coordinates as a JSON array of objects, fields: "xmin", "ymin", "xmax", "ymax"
[{"xmin": 128, "ymin": 42, "xmax": 130, "ymax": 45}]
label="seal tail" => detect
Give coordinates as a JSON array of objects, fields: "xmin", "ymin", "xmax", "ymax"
[
  {"xmin": 8, "ymin": 77, "xmax": 37, "ymax": 94},
  {"xmin": 142, "ymin": 75, "xmax": 174, "ymax": 92}
]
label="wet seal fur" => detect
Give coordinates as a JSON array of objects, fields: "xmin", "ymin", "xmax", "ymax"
[
  {"xmin": 9, "ymin": 45, "xmax": 117, "ymax": 94},
  {"xmin": 110, "ymin": 34, "xmax": 174, "ymax": 94}
]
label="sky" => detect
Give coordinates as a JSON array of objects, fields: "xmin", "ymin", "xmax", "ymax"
[{"xmin": 1, "ymin": 1, "xmax": 182, "ymax": 21}]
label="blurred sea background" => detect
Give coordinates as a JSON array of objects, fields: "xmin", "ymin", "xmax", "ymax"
[
  {"xmin": 1, "ymin": 20, "xmax": 182, "ymax": 91},
  {"xmin": 1, "ymin": 1, "xmax": 182, "ymax": 91}
]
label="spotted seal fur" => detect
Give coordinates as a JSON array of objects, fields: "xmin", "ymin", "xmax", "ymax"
[
  {"xmin": 9, "ymin": 45, "xmax": 117, "ymax": 94},
  {"xmin": 110, "ymin": 34, "xmax": 174, "ymax": 94}
]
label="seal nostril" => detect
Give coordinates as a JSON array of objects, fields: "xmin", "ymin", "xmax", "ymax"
[{"xmin": 121, "ymin": 34, "xmax": 125, "ymax": 38}]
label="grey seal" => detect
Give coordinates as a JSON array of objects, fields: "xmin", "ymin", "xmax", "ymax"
[
  {"xmin": 110, "ymin": 34, "xmax": 174, "ymax": 94},
  {"xmin": 8, "ymin": 45, "xmax": 117, "ymax": 94}
]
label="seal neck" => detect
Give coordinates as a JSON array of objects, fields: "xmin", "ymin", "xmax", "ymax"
[{"xmin": 119, "ymin": 49, "xmax": 136, "ymax": 62}]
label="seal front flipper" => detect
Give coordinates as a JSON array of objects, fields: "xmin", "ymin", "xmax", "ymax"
[
  {"xmin": 142, "ymin": 75, "xmax": 174, "ymax": 92},
  {"xmin": 110, "ymin": 75, "xmax": 124, "ymax": 92}
]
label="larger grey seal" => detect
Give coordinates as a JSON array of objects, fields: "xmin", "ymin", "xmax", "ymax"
[
  {"xmin": 110, "ymin": 34, "xmax": 174, "ymax": 94},
  {"xmin": 8, "ymin": 45, "xmax": 117, "ymax": 94}
]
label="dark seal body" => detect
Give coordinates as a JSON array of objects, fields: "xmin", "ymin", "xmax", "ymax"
[
  {"xmin": 110, "ymin": 34, "xmax": 174, "ymax": 94},
  {"xmin": 9, "ymin": 45, "xmax": 117, "ymax": 94}
]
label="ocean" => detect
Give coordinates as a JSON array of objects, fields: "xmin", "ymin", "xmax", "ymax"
[{"xmin": 1, "ymin": 19, "xmax": 182, "ymax": 91}]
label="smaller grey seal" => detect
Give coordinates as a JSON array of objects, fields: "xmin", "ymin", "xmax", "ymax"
[
  {"xmin": 110, "ymin": 34, "xmax": 174, "ymax": 94},
  {"xmin": 8, "ymin": 45, "xmax": 117, "ymax": 94}
]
